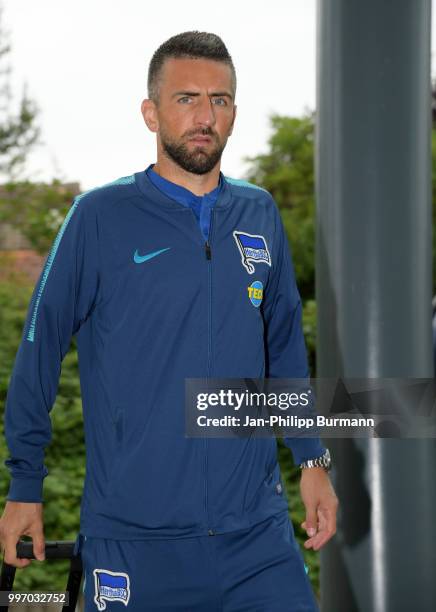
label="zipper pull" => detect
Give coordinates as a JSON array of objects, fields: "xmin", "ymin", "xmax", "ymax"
[{"xmin": 205, "ymin": 241, "xmax": 212, "ymax": 260}]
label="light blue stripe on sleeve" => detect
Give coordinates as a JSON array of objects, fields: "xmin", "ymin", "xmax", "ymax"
[
  {"xmin": 26, "ymin": 200, "xmax": 79, "ymax": 342},
  {"xmin": 26, "ymin": 175, "xmax": 134, "ymax": 342}
]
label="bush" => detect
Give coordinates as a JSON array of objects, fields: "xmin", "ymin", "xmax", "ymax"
[{"xmin": 0, "ymin": 278, "xmax": 85, "ymax": 591}]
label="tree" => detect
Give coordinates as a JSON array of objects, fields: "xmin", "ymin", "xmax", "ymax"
[
  {"xmin": 0, "ymin": 1, "xmax": 41, "ymax": 182},
  {"xmin": 0, "ymin": 179, "xmax": 78, "ymax": 253},
  {"xmin": 243, "ymin": 113, "xmax": 318, "ymax": 374},
  {"xmin": 243, "ymin": 113, "xmax": 316, "ymax": 302},
  {"xmin": 0, "ymin": 2, "xmax": 76, "ymax": 254}
]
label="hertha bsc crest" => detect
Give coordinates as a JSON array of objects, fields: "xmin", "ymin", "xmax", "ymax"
[
  {"xmin": 233, "ymin": 231, "xmax": 272, "ymax": 274},
  {"xmin": 93, "ymin": 569, "xmax": 130, "ymax": 610}
]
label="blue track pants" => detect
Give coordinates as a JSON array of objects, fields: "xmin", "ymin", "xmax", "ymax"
[{"xmin": 76, "ymin": 511, "xmax": 319, "ymax": 611}]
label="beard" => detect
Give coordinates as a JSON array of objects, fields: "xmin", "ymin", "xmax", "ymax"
[{"xmin": 160, "ymin": 127, "xmax": 226, "ymax": 175}]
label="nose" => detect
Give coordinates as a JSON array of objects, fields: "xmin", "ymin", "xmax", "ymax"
[{"xmin": 193, "ymin": 95, "xmax": 216, "ymax": 128}]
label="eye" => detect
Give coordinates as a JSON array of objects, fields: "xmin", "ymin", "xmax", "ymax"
[
  {"xmin": 178, "ymin": 96, "xmax": 192, "ymax": 104},
  {"xmin": 212, "ymin": 97, "xmax": 227, "ymax": 106}
]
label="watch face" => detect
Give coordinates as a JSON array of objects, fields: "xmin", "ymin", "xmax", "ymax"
[{"xmin": 322, "ymin": 449, "xmax": 332, "ymax": 470}]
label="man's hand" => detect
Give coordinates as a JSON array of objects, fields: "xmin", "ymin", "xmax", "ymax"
[
  {"xmin": 0, "ymin": 501, "xmax": 45, "ymax": 568},
  {"xmin": 299, "ymin": 467, "xmax": 338, "ymax": 551}
]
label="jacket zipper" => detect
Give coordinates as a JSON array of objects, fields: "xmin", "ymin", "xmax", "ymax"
[
  {"xmin": 188, "ymin": 204, "xmax": 215, "ymax": 536},
  {"xmin": 205, "ymin": 209, "xmax": 214, "ymax": 535}
]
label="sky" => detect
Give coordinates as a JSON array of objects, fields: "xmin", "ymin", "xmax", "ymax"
[
  {"xmin": 2, "ymin": 1, "xmax": 436, "ymax": 192},
  {"xmin": 1, "ymin": 0, "xmax": 317, "ymax": 191}
]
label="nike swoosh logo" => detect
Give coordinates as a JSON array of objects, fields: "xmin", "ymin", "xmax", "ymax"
[{"xmin": 133, "ymin": 247, "xmax": 171, "ymax": 264}]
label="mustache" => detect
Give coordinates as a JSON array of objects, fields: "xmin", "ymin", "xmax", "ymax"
[{"xmin": 185, "ymin": 128, "xmax": 216, "ymax": 139}]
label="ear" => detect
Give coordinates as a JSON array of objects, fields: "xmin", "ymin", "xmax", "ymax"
[
  {"xmin": 228, "ymin": 104, "xmax": 237, "ymax": 137},
  {"xmin": 141, "ymin": 98, "xmax": 159, "ymax": 133}
]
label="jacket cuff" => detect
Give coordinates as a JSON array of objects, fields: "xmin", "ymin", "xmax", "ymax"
[
  {"xmin": 283, "ymin": 437, "xmax": 326, "ymax": 466},
  {"xmin": 6, "ymin": 477, "xmax": 44, "ymax": 503}
]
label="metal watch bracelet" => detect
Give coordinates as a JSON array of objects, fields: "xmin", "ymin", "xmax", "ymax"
[{"xmin": 299, "ymin": 448, "xmax": 331, "ymax": 471}]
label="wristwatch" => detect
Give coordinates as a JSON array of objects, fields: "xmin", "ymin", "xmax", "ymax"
[{"xmin": 299, "ymin": 448, "xmax": 332, "ymax": 472}]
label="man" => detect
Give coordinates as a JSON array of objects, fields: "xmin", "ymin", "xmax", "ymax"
[{"xmin": 0, "ymin": 31, "xmax": 338, "ymax": 611}]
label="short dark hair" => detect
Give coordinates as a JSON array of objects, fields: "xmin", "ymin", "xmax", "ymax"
[{"xmin": 147, "ymin": 31, "xmax": 236, "ymax": 104}]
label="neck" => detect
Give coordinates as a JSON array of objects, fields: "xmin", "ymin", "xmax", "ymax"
[{"xmin": 153, "ymin": 153, "xmax": 220, "ymax": 196}]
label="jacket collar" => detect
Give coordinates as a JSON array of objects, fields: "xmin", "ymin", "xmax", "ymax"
[
  {"xmin": 146, "ymin": 163, "xmax": 222, "ymax": 206},
  {"xmin": 134, "ymin": 164, "xmax": 233, "ymax": 211}
]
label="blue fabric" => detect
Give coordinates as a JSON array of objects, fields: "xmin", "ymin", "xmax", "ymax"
[
  {"xmin": 3, "ymin": 168, "xmax": 326, "ymax": 538},
  {"xmin": 146, "ymin": 163, "xmax": 222, "ymax": 242},
  {"xmin": 79, "ymin": 511, "xmax": 319, "ymax": 611}
]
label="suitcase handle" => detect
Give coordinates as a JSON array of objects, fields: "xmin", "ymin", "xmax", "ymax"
[
  {"xmin": 16, "ymin": 540, "xmax": 75, "ymax": 560},
  {"xmin": 0, "ymin": 540, "xmax": 82, "ymax": 612}
]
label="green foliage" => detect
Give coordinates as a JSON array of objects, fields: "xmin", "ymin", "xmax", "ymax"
[
  {"xmin": 0, "ymin": 279, "xmax": 85, "ymax": 592},
  {"xmin": 246, "ymin": 111, "xmax": 436, "ymax": 303},
  {"xmin": 244, "ymin": 113, "xmax": 316, "ymax": 301},
  {"xmin": 302, "ymin": 299, "xmax": 317, "ymax": 376},
  {"xmin": 278, "ymin": 440, "xmax": 320, "ymax": 599},
  {"xmin": 0, "ymin": 269, "xmax": 31, "ymax": 405},
  {"xmin": 0, "ymin": 180, "xmax": 76, "ymax": 254}
]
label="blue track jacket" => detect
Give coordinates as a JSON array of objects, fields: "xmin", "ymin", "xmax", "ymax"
[{"xmin": 4, "ymin": 168, "xmax": 325, "ymax": 539}]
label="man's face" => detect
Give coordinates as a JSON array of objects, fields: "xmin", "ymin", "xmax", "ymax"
[{"xmin": 143, "ymin": 57, "xmax": 237, "ymax": 175}]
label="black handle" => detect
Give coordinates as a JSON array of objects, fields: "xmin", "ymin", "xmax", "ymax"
[
  {"xmin": 0, "ymin": 540, "xmax": 82, "ymax": 612},
  {"xmin": 16, "ymin": 540, "xmax": 75, "ymax": 559}
]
